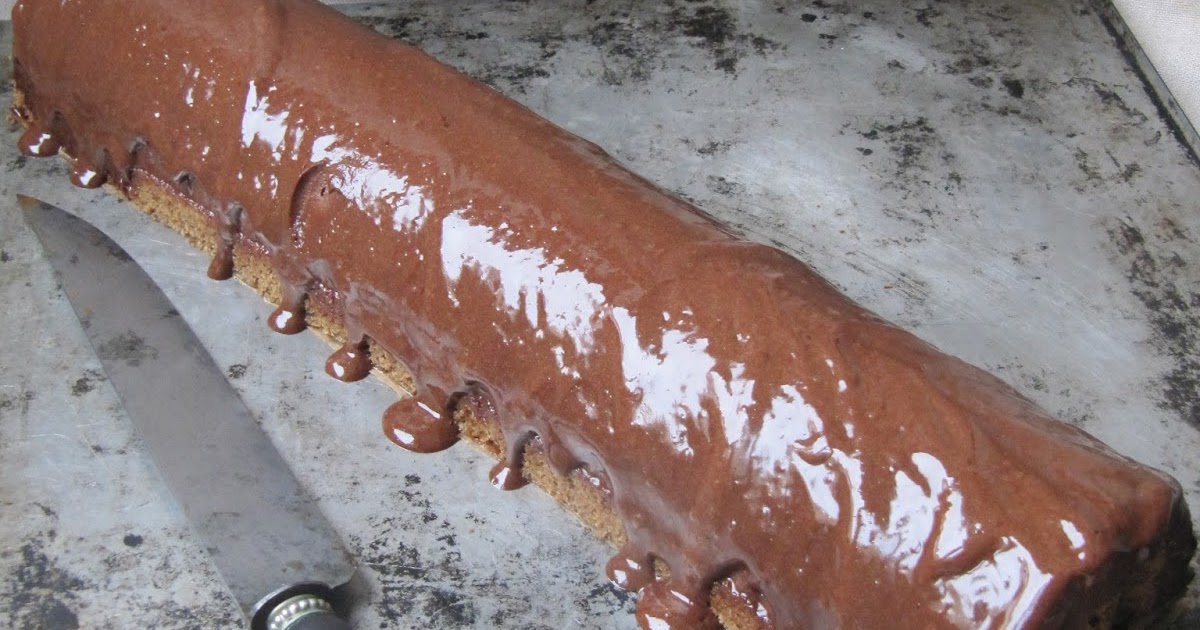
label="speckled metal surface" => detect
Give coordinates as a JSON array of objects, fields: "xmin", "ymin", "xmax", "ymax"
[{"xmin": 1, "ymin": 1, "xmax": 1198, "ymax": 628}]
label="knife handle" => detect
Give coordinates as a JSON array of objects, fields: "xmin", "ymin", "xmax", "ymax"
[
  {"xmin": 262, "ymin": 593, "xmax": 350, "ymax": 630},
  {"xmin": 250, "ymin": 583, "xmax": 351, "ymax": 630}
]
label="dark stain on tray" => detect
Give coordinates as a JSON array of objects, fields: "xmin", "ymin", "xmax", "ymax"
[
  {"xmin": 356, "ymin": 478, "xmax": 630, "ymax": 626},
  {"xmin": 707, "ymin": 175, "xmax": 745, "ymax": 196},
  {"xmin": 69, "ymin": 370, "xmax": 104, "ymax": 397},
  {"xmin": 357, "ymin": 14, "xmax": 422, "ymax": 41},
  {"xmin": 69, "ymin": 378, "xmax": 92, "ymax": 397},
  {"xmin": 0, "ymin": 387, "xmax": 36, "ymax": 418},
  {"xmin": 944, "ymin": 50, "xmax": 995, "ymax": 76},
  {"xmin": 1, "ymin": 530, "xmax": 87, "ymax": 630},
  {"xmin": 1073, "ymin": 149, "xmax": 1103, "ymax": 188},
  {"xmin": 1070, "ymin": 147, "xmax": 1145, "ymax": 192},
  {"xmin": 589, "ymin": 581, "xmax": 632, "ymax": 606},
  {"xmin": 671, "ymin": 4, "xmax": 736, "ymax": 47},
  {"xmin": 354, "ymin": 514, "xmax": 478, "ymax": 626},
  {"xmin": 352, "ymin": 0, "xmax": 784, "ymax": 91},
  {"xmin": 1108, "ymin": 216, "xmax": 1200, "ymax": 429},
  {"xmin": 1066, "ymin": 77, "xmax": 1149, "ymax": 125},
  {"xmin": 857, "ymin": 117, "xmax": 961, "ymax": 204},
  {"xmin": 1001, "ymin": 77, "xmax": 1024, "ymax": 99},
  {"xmin": 696, "ymin": 140, "xmax": 731, "ymax": 156},
  {"xmin": 480, "ymin": 63, "xmax": 552, "ymax": 93},
  {"xmin": 96, "ymin": 331, "xmax": 158, "ymax": 367},
  {"xmin": 629, "ymin": 1, "xmax": 782, "ymax": 77},
  {"xmin": 969, "ymin": 75, "xmax": 994, "ymax": 88},
  {"xmin": 914, "ymin": 5, "xmax": 942, "ymax": 28},
  {"xmin": 588, "ymin": 18, "xmax": 661, "ymax": 85}
]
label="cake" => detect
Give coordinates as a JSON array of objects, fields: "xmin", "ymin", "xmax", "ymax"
[{"xmin": 11, "ymin": 0, "xmax": 1195, "ymax": 627}]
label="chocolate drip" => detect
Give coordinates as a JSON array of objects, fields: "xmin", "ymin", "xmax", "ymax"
[
  {"xmin": 69, "ymin": 154, "xmax": 107, "ymax": 189},
  {"xmin": 636, "ymin": 579, "xmax": 720, "ymax": 630},
  {"xmin": 263, "ymin": 161, "xmax": 339, "ymax": 335},
  {"xmin": 12, "ymin": 1, "xmax": 1194, "ymax": 628},
  {"xmin": 113, "ymin": 138, "xmax": 148, "ymax": 195},
  {"xmin": 490, "ymin": 428, "xmax": 535, "ymax": 491},
  {"xmin": 325, "ymin": 338, "xmax": 371, "ymax": 382},
  {"xmin": 488, "ymin": 460, "xmax": 529, "ymax": 491},
  {"xmin": 325, "ymin": 290, "xmax": 375, "ymax": 382},
  {"xmin": 541, "ymin": 437, "xmax": 584, "ymax": 474},
  {"xmin": 207, "ymin": 203, "xmax": 243, "ymax": 280},
  {"xmin": 268, "ymin": 279, "xmax": 308, "ymax": 335},
  {"xmin": 382, "ymin": 391, "xmax": 459, "ymax": 453},
  {"xmin": 174, "ymin": 171, "xmax": 196, "ymax": 195},
  {"xmin": 606, "ymin": 545, "xmax": 656, "ymax": 592},
  {"xmin": 18, "ymin": 123, "xmax": 59, "ymax": 157}
]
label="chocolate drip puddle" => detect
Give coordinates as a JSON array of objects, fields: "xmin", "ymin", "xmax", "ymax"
[{"xmin": 11, "ymin": 1, "xmax": 1194, "ymax": 628}]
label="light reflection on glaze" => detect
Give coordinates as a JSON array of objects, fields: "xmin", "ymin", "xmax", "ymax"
[
  {"xmin": 932, "ymin": 473, "xmax": 970, "ymax": 563},
  {"xmin": 441, "ymin": 210, "xmax": 608, "ymax": 354},
  {"xmin": 240, "ymin": 80, "xmax": 290, "ymax": 161},
  {"xmin": 863, "ymin": 453, "xmax": 957, "ymax": 574},
  {"xmin": 935, "ymin": 536, "xmax": 1054, "ymax": 627},
  {"xmin": 751, "ymin": 385, "xmax": 839, "ymax": 523},
  {"xmin": 312, "ymin": 134, "xmax": 435, "ymax": 232},
  {"xmin": 611, "ymin": 307, "xmax": 715, "ymax": 451},
  {"xmin": 19, "ymin": 128, "xmax": 59, "ymax": 156},
  {"xmin": 1060, "ymin": 520, "xmax": 1087, "ymax": 560},
  {"xmin": 753, "ymin": 384, "xmax": 831, "ymax": 466},
  {"xmin": 181, "ymin": 65, "xmax": 205, "ymax": 108},
  {"xmin": 710, "ymin": 362, "xmax": 755, "ymax": 448}
]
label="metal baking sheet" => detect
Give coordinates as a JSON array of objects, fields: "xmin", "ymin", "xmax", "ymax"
[{"xmin": 1, "ymin": 1, "xmax": 1198, "ymax": 627}]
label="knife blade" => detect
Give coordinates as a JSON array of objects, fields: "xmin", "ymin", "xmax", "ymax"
[{"xmin": 19, "ymin": 195, "xmax": 356, "ymax": 630}]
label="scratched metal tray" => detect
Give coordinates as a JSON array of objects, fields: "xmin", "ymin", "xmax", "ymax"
[{"xmin": 1, "ymin": 2, "xmax": 1198, "ymax": 628}]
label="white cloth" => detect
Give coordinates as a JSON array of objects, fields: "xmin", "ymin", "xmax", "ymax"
[{"xmin": 1113, "ymin": 0, "xmax": 1200, "ymax": 135}]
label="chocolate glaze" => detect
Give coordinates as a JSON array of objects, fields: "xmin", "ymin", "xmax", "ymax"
[
  {"xmin": 325, "ymin": 340, "xmax": 370, "ymax": 382},
  {"xmin": 13, "ymin": 1, "xmax": 1195, "ymax": 627},
  {"xmin": 207, "ymin": 203, "xmax": 242, "ymax": 280},
  {"xmin": 382, "ymin": 395, "xmax": 460, "ymax": 454},
  {"xmin": 18, "ymin": 124, "xmax": 59, "ymax": 157}
]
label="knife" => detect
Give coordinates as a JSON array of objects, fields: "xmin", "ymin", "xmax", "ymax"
[{"xmin": 19, "ymin": 195, "xmax": 356, "ymax": 630}]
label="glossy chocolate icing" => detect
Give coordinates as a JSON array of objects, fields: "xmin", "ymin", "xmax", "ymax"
[{"xmin": 13, "ymin": 1, "xmax": 1195, "ymax": 627}]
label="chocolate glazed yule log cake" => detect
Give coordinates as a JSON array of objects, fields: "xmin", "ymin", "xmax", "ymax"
[{"xmin": 11, "ymin": 0, "xmax": 1197, "ymax": 628}]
